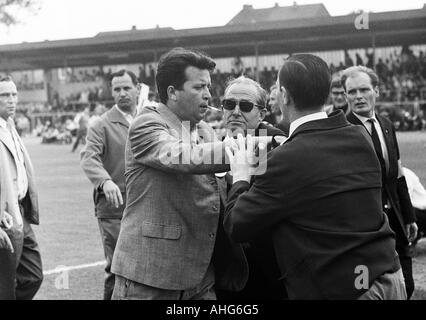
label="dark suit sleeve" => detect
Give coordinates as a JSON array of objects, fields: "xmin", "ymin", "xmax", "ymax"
[
  {"xmin": 397, "ymin": 176, "xmax": 416, "ymax": 223},
  {"xmin": 390, "ymin": 123, "xmax": 416, "ymax": 224},
  {"xmin": 224, "ymin": 160, "xmax": 288, "ymax": 243},
  {"xmin": 391, "ymin": 124, "xmax": 401, "ymax": 162}
]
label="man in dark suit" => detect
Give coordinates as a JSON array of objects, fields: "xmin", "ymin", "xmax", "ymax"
[
  {"xmin": 217, "ymin": 76, "xmax": 287, "ymax": 300},
  {"xmin": 342, "ymin": 66, "xmax": 418, "ymax": 299},
  {"xmin": 224, "ymin": 54, "xmax": 405, "ymax": 299},
  {"xmin": 80, "ymin": 69, "xmax": 139, "ymax": 299},
  {"xmin": 0, "ymin": 76, "xmax": 43, "ymax": 300}
]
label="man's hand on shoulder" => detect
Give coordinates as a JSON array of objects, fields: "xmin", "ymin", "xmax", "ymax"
[
  {"xmin": 102, "ymin": 180, "xmax": 124, "ymax": 209},
  {"xmin": 0, "ymin": 228, "xmax": 13, "ymax": 253}
]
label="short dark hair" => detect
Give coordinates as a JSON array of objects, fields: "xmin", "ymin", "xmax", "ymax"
[
  {"xmin": 109, "ymin": 69, "xmax": 138, "ymax": 86},
  {"xmin": 340, "ymin": 66, "xmax": 379, "ymax": 91},
  {"xmin": 330, "ymin": 75, "xmax": 344, "ymax": 90},
  {"xmin": 156, "ymin": 47, "xmax": 216, "ymax": 104},
  {"xmin": 224, "ymin": 76, "xmax": 267, "ymax": 108},
  {"xmin": 278, "ymin": 54, "xmax": 331, "ymax": 110}
]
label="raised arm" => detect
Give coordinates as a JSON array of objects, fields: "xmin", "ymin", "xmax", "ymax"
[{"xmin": 128, "ymin": 113, "xmax": 230, "ymax": 174}]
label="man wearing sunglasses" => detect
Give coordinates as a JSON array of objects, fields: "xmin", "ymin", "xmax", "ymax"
[
  {"xmin": 222, "ymin": 77, "xmax": 286, "ymax": 141},
  {"xmin": 224, "ymin": 54, "xmax": 405, "ymax": 299},
  {"xmin": 217, "ymin": 76, "xmax": 287, "ymax": 300}
]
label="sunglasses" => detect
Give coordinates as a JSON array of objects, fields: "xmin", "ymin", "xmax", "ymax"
[{"xmin": 222, "ymin": 99, "xmax": 264, "ymax": 113}]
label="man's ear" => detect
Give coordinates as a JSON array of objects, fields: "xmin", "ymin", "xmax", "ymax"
[
  {"xmin": 374, "ymin": 86, "xmax": 380, "ymax": 98},
  {"xmin": 259, "ymin": 108, "xmax": 266, "ymax": 121},
  {"xmin": 281, "ymin": 87, "xmax": 291, "ymax": 106},
  {"xmin": 167, "ymin": 86, "xmax": 178, "ymax": 102}
]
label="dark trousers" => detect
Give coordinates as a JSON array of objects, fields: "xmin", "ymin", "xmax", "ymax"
[
  {"xmin": 97, "ymin": 218, "xmax": 121, "ymax": 300},
  {"xmin": 216, "ymin": 245, "xmax": 287, "ymax": 300},
  {"xmin": 0, "ymin": 219, "xmax": 43, "ymax": 300},
  {"xmin": 399, "ymin": 254, "xmax": 414, "ymax": 299},
  {"xmin": 386, "ymin": 208, "xmax": 414, "ymax": 299}
]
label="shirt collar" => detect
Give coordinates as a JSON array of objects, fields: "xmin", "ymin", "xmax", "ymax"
[
  {"xmin": 114, "ymin": 105, "xmax": 135, "ymax": 123},
  {"xmin": 0, "ymin": 117, "xmax": 13, "ymax": 129},
  {"xmin": 288, "ymin": 111, "xmax": 328, "ymax": 137},
  {"xmin": 0, "ymin": 117, "xmax": 7, "ymax": 129},
  {"xmin": 352, "ymin": 112, "xmax": 377, "ymax": 125}
]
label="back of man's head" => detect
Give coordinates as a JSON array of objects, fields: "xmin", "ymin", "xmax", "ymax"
[
  {"xmin": 278, "ymin": 54, "xmax": 331, "ymax": 111},
  {"xmin": 156, "ymin": 47, "xmax": 216, "ymax": 105}
]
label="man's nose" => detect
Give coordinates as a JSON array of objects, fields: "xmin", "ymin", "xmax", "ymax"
[
  {"xmin": 355, "ymin": 90, "xmax": 363, "ymax": 99},
  {"xmin": 232, "ymin": 104, "xmax": 242, "ymax": 115},
  {"xmin": 203, "ymin": 88, "xmax": 211, "ymax": 100}
]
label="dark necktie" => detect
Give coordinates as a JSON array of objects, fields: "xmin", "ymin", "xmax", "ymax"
[
  {"xmin": 367, "ymin": 119, "xmax": 384, "ymax": 162},
  {"xmin": 367, "ymin": 118, "xmax": 388, "ymax": 206}
]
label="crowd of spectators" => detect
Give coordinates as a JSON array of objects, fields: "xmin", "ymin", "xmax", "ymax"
[
  {"xmin": 330, "ymin": 47, "xmax": 426, "ymax": 103},
  {"xmin": 65, "ymin": 67, "xmax": 105, "ymax": 83},
  {"xmin": 6, "ymin": 46, "xmax": 426, "ymax": 132},
  {"xmin": 16, "ymin": 82, "xmax": 44, "ymax": 91}
]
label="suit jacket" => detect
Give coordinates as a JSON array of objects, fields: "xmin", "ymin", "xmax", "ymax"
[
  {"xmin": 347, "ymin": 112, "xmax": 415, "ymax": 244},
  {"xmin": 226, "ymin": 122, "xmax": 287, "ymax": 299},
  {"xmin": 111, "ymin": 103, "xmax": 248, "ymax": 291},
  {"xmin": 0, "ymin": 118, "xmax": 39, "ymax": 227},
  {"xmin": 224, "ymin": 110, "xmax": 400, "ymax": 299},
  {"xmin": 80, "ymin": 105, "xmax": 129, "ymax": 218}
]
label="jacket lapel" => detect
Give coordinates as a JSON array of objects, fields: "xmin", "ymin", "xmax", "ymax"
[
  {"xmin": 347, "ymin": 111, "xmax": 366, "ymax": 127},
  {"xmin": 375, "ymin": 114, "xmax": 392, "ymax": 156},
  {"xmin": 107, "ymin": 105, "xmax": 130, "ymax": 128},
  {"xmin": 0, "ymin": 125, "xmax": 17, "ymax": 159}
]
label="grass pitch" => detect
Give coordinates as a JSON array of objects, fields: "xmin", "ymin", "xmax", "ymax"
[{"xmin": 24, "ymin": 131, "xmax": 426, "ymax": 300}]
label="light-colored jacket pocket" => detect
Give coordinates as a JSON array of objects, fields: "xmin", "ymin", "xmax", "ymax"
[{"xmin": 141, "ymin": 222, "xmax": 181, "ymax": 240}]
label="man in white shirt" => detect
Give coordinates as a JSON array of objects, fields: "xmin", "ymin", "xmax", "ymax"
[
  {"xmin": 343, "ymin": 66, "xmax": 418, "ymax": 299},
  {"xmin": 80, "ymin": 69, "xmax": 139, "ymax": 300},
  {"xmin": 0, "ymin": 76, "xmax": 43, "ymax": 300}
]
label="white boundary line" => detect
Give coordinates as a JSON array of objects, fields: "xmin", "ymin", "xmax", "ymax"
[{"xmin": 43, "ymin": 261, "xmax": 106, "ymax": 275}]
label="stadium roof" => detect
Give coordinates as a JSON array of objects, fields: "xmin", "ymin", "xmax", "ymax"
[
  {"xmin": 0, "ymin": 4, "xmax": 426, "ymax": 71},
  {"xmin": 227, "ymin": 2, "xmax": 330, "ymax": 25}
]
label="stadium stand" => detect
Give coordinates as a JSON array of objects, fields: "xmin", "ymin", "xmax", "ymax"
[{"xmin": 1, "ymin": 2, "xmax": 426, "ymax": 132}]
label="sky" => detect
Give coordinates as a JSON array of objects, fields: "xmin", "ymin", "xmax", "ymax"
[{"xmin": 0, "ymin": 0, "xmax": 424, "ymax": 45}]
